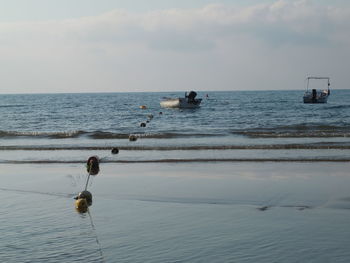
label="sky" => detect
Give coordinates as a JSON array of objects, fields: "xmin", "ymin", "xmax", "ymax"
[{"xmin": 0, "ymin": 0, "xmax": 349, "ymax": 94}]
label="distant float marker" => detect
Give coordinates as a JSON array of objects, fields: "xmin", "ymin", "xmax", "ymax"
[
  {"xmin": 111, "ymin": 147, "xmax": 119, "ymax": 154},
  {"xmin": 129, "ymin": 134, "xmax": 138, "ymax": 141}
]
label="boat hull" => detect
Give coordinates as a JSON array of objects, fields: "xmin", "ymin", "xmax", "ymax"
[
  {"xmin": 303, "ymin": 96, "xmax": 328, "ymax": 103},
  {"xmin": 160, "ymin": 98, "xmax": 202, "ymax": 108},
  {"xmin": 303, "ymin": 91, "xmax": 329, "ymax": 103}
]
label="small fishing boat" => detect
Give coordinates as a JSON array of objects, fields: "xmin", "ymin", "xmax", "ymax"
[
  {"xmin": 160, "ymin": 91, "xmax": 202, "ymax": 108},
  {"xmin": 303, "ymin": 77, "xmax": 330, "ymax": 104}
]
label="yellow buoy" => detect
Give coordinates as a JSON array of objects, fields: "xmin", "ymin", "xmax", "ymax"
[
  {"xmin": 75, "ymin": 198, "xmax": 88, "ymax": 213},
  {"xmin": 139, "ymin": 105, "xmax": 147, "ymax": 109}
]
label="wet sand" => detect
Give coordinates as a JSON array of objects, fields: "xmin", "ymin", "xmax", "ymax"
[{"xmin": 1, "ymin": 162, "xmax": 350, "ymax": 262}]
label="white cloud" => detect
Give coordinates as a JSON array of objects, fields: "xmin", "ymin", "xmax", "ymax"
[{"xmin": 0, "ymin": 0, "xmax": 349, "ymax": 93}]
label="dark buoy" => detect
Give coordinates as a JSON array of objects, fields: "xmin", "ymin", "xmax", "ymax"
[
  {"xmin": 111, "ymin": 147, "xmax": 119, "ymax": 154},
  {"xmin": 78, "ymin": 190, "xmax": 93, "ymax": 206},
  {"xmin": 146, "ymin": 120, "xmax": 150, "ymax": 123},
  {"xmin": 129, "ymin": 134, "xmax": 137, "ymax": 141},
  {"xmin": 147, "ymin": 114, "xmax": 154, "ymax": 120},
  {"xmin": 159, "ymin": 112, "xmax": 163, "ymax": 115},
  {"xmin": 140, "ymin": 122, "xmax": 146, "ymax": 127},
  {"xmin": 86, "ymin": 156, "xmax": 100, "ymax": 175}
]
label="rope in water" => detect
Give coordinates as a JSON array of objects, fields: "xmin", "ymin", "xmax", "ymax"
[
  {"xmin": 85, "ymin": 167, "xmax": 92, "ymax": 191},
  {"xmin": 88, "ymin": 210, "xmax": 105, "ymax": 263},
  {"xmin": 80, "ymin": 156, "xmax": 105, "ymax": 262}
]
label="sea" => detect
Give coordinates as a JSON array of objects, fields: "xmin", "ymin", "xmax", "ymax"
[
  {"xmin": 1, "ymin": 90, "xmax": 350, "ymax": 262},
  {"xmin": 1, "ymin": 90, "xmax": 350, "ymax": 163}
]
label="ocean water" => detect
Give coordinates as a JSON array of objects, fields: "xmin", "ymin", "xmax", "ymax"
[
  {"xmin": 1, "ymin": 90, "xmax": 350, "ymax": 262},
  {"xmin": 1, "ymin": 90, "xmax": 350, "ymax": 163}
]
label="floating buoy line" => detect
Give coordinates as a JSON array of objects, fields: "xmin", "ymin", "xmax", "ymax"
[
  {"xmin": 0, "ymin": 155, "xmax": 106, "ymax": 262},
  {"xmin": 0, "ymin": 106, "xmax": 165, "ymax": 262},
  {"xmin": 74, "ymin": 155, "xmax": 101, "ymax": 213},
  {"xmin": 126, "ymin": 107, "xmax": 164, "ymax": 142},
  {"xmin": 74, "ymin": 155, "xmax": 105, "ymax": 262}
]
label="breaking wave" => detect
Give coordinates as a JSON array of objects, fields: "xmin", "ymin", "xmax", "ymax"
[
  {"xmin": 0, "ymin": 130, "xmax": 85, "ymax": 139},
  {"xmin": 0, "ymin": 130, "xmax": 222, "ymax": 139},
  {"xmin": 1, "ymin": 123, "xmax": 349, "ymax": 140}
]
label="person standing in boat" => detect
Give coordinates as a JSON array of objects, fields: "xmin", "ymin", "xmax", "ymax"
[{"xmin": 312, "ymin": 89, "xmax": 317, "ymax": 103}]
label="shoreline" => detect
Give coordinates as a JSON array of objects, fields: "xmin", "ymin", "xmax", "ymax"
[{"xmin": 1, "ymin": 158, "xmax": 350, "ymax": 164}]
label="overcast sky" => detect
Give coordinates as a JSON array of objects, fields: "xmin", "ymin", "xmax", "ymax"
[{"xmin": 0, "ymin": 0, "xmax": 349, "ymax": 94}]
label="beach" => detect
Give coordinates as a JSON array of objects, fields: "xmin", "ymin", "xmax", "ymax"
[
  {"xmin": 2, "ymin": 0, "xmax": 350, "ymax": 261},
  {"xmin": 1, "ymin": 91, "xmax": 350, "ymax": 261},
  {"xmin": 2, "ymin": 161, "xmax": 350, "ymax": 262}
]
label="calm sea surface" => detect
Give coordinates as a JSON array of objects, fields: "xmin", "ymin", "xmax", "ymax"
[
  {"xmin": 1, "ymin": 90, "xmax": 350, "ymax": 162},
  {"xmin": 1, "ymin": 90, "xmax": 350, "ymax": 262}
]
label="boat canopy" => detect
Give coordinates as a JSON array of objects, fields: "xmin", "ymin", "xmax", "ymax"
[{"xmin": 306, "ymin": 76, "xmax": 330, "ymax": 93}]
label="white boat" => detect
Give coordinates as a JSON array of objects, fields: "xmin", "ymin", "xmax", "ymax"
[
  {"xmin": 303, "ymin": 77, "xmax": 330, "ymax": 104},
  {"xmin": 160, "ymin": 91, "xmax": 202, "ymax": 108}
]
